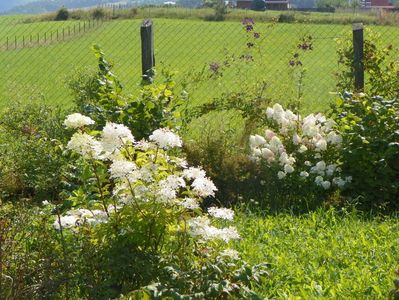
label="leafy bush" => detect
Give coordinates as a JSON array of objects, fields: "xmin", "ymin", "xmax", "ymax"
[
  {"xmin": 54, "ymin": 7, "xmax": 69, "ymax": 21},
  {"xmin": 68, "ymin": 46, "xmax": 186, "ymax": 140},
  {"xmin": 336, "ymin": 30, "xmax": 399, "ymax": 99},
  {"xmin": 0, "ymin": 102, "xmax": 69, "ymax": 201},
  {"xmin": 247, "ymin": 103, "xmax": 348, "ymax": 210},
  {"xmin": 0, "ymin": 202, "xmax": 66, "ymax": 299},
  {"xmin": 51, "ymin": 112, "xmax": 267, "ymax": 298},
  {"xmin": 91, "ymin": 7, "xmax": 105, "ymax": 20},
  {"xmin": 331, "ymin": 93, "xmax": 399, "ymax": 210}
]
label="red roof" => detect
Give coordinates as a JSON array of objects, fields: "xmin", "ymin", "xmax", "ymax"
[{"xmin": 371, "ymin": 0, "xmax": 393, "ymax": 6}]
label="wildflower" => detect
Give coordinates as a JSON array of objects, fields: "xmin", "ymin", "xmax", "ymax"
[
  {"xmin": 64, "ymin": 113, "xmax": 95, "ymax": 129},
  {"xmin": 102, "ymin": 122, "xmax": 134, "ymax": 152},
  {"xmin": 209, "ymin": 62, "xmax": 220, "ymax": 73},
  {"xmin": 208, "ymin": 207, "xmax": 234, "ymax": 220},
  {"xmin": 253, "ymin": 32, "xmax": 260, "ymax": 39},
  {"xmin": 109, "ymin": 160, "xmax": 137, "ymax": 179},
  {"xmin": 149, "ymin": 128, "xmax": 182, "ymax": 149},
  {"xmin": 158, "ymin": 175, "xmax": 186, "ymax": 201}
]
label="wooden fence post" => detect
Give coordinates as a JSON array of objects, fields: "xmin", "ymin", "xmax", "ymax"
[
  {"xmin": 141, "ymin": 19, "xmax": 155, "ymax": 83},
  {"xmin": 353, "ymin": 23, "xmax": 364, "ymax": 92}
]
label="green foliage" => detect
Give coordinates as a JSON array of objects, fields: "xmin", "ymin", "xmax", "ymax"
[
  {"xmin": 336, "ymin": 30, "xmax": 399, "ymax": 99},
  {"xmin": 331, "ymin": 93, "xmax": 399, "ymax": 211},
  {"xmin": 0, "ymin": 101, "xmax": 69, "ymax": 201},
  {"xmin": 68, "ymin": 46, "xmax": 186, "ymax": 140},
  {"xmin": 54, "ymin": 6, "xmax": 69, "ymax": 21},
  {"xmin": 91, "ymin": 7, "xmax": 105, "ymax": 20},
  {"xmin": 237, "ymin": 208, "xmax": 399, "ymax": 298},
  {"xmin": 0, "ymin": 202, "xmax": 68, "ymax": 299}
]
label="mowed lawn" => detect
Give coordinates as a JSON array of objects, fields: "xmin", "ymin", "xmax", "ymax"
[{"xmin": 0, "ymin": 16, "xmax": 398, "ymax": 111}]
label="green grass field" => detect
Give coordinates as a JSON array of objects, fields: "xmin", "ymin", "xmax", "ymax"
[{"xmin": 0, "ymin": 10, "xmax": 398, "ymax": 112}]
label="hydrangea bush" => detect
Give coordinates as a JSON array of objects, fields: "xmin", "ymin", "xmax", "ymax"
[
  {"xmin": 55, "ymin": 112, "xmax": 267, "ymax": 298},
  {"xmin": 249, "ymin": 103, "xmax": 351, "ymax": 208}
]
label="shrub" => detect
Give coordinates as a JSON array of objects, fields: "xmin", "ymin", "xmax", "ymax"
[
  {"xmin": 331, "ymin": 93, "xmax": 399, "ymax": 211},
  {"xmin": 54, "ymin": 7, "xmax": 69, "ymax": 21},
  {"xmin": 91, "ymin": 7, "xmax": 105, "ymax": 20},
  {"xmin": 248, "ymin": 103, "xmax": 348, "ymax": 210},
  {"xmin": 53, "ymin": 112, "xmax": 267, "ymax": 298},
  {"xmin": 68, "ymin": 46, "xmax": 186, "ymax": 141},
  {"xmin": 336, "ymin": 30, "xmax": 399, "ymax": 99},
  {"xmin": 0, "ymin": 102, "xmax": 69, "ymax": 201}
]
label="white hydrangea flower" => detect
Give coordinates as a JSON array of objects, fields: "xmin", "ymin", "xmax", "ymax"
[
  {"xmin": 300, "ymin": 171, "xmax": 309, "ymax": 177},
  {"xmin": 53, "ymin": 215, "xmax": 78, "ymax": 229},
  {"xmin": 102, "ymin": 122, "xmax": 135, "ymax": 152},
  {"xmin": 187, "ymin": 217, "xmax": 240, "ymax": 242},
  {"xmin": 64, "ymin": 113, "xmax": 95, "ymax": 129},
  {"xmin": 304, "ymin": 160, "xmax": 312, "ymax": 166},
  {"xmin": 326, "ymin": 164, "xmax": 336, "ymax": 177},
  {"xmin": 208, "ymin": 207, "xmax": 234, "ymax": 220},
  {"xmin": 293, "ymin": 134, "xmax": 302, "ymax": 145},
  {"xmin": 261, "ymin": 148, "xmax": 274, "ymax": 161},
  {"xmin": 67, "ymin": 132, "xmax": 103, "ymax": 159},
  {"xmin": 298, "ymin": 145, "xmax": 308, "ymax": 153},
  {"xmin": 321, "ymin": 180, "xmax": 331, "ymax": 190},
  {"xmin": 265, "ymin": 129, "xmax": 275, "ymax": 140},
  {"xmin": 266, "ymin": 107, "xmax": 274, "ymax": 118},
  {"xmin": 315, "ymin": 138, "xmax": 327, "ymax": 151},
  {"xmin": 249, "ymin": 134, "xmax": 266, "ymax": 148},
  {"xmin": 333, "ymin": 177, "xmax": 346, "ymax": 188},
  {"xmin": 109, "ymin": 160, "xmax": 137, "ymax": 179},
  {"xmin": 149, "ymin": 128, "xmax": 182, "ymax": 149},
  {"xmin": 191, "ymin": 176, "xmax": 217, "ymax": 197},
  {"xmin": 315, "ymin": 176, "xmax": 324, "ymax": 185},
  {"xmin": 284, "ymin": 164, "xmax": 295, "ymax": 174},
  {"xmin": 277, "ymin": 171, "xmax": 286, "ymax": 179}
]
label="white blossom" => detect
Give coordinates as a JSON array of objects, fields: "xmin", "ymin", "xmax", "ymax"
[
  {"xmin": 208, "ymin": 207, "xmax": 234, "ymax": 220},
  {"xmin": 284, "ymin": 164, "xmax": 295, "ymax": 174},
  {"xmin": 149, "ymin": 128, "xmax": 182, "ymax": 149},
  {"xmin": 109, "ymin": 160, "xmax": 137, "ymax": 179},
  {"xmin": 102, "ymin": 122, "xmax": 135, "ymax": 152},
  {"xmin": 300, "ymin": 171, "xmax": 309, "ymax": 177},
  {"xmin": 191, "ymin": 177, "xmax": 217, "ymax": 197},
  {"xmin": 277, "ymin": 171, "xmax": 286, "ymax": 179},
  {"xmin": 64, "ymin": 113, "xmax": 95, "ymax": 129},
  {"xmin": 179, "ymin": 198, "xmax": 200, "ymax": 210},
  {"xmin": 183, "ymin": 167, "xmax": 206, "ymax": 180},
  {"xmin": 67, "ymin": 132, "xmax": 103, "ymax": 158},
  {"xmin": 321, "ymin": 180, "xmax": 331, "ymax": 190}
]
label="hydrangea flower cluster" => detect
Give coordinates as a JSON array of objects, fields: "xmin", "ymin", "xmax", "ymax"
[
  {"xmin": 58, "ymin": 113, "xmax": 239, "ymax": 245},
  {"xmin": 250, "ymin": 103, "xmax": 351, "ymax": 190}
]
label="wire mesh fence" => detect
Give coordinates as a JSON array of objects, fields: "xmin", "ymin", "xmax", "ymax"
[{"xmin": 1, "ymin": 6, "xmax": 399, "ymax": 111}]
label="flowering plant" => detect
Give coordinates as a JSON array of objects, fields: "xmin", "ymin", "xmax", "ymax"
[
  {"xmin": 249, "ymin": 103, "xmax": 351, "ymax": 208},
  {"xmin": 55, "ymin": 112, "xmax": 266, "ymax": 298}
]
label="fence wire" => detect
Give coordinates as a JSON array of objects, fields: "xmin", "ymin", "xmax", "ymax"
[{"xmin": 0, "ymin": 6, "xmax": 398, "ymax": 111}]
